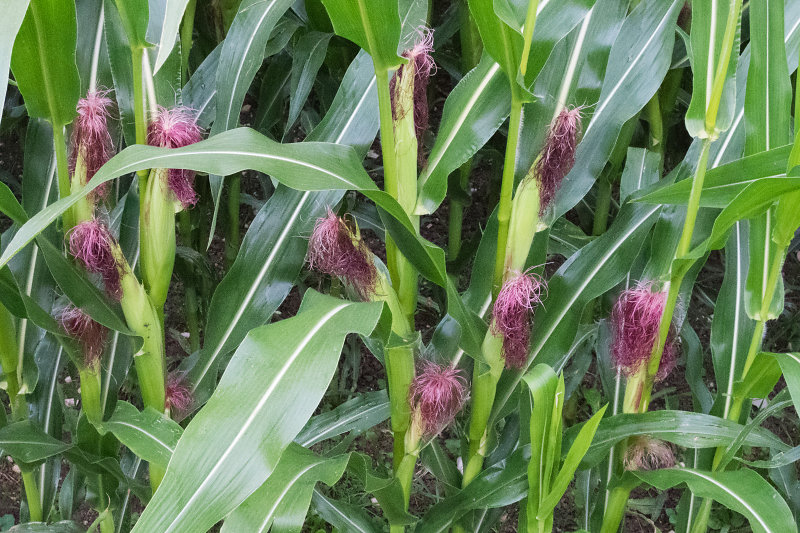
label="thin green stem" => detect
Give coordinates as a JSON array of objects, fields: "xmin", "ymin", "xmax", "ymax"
[
  {"xmin": 645, "ymin": 92, "xmax": 663, "ymax": 171},
  {"xmin": 704, "ymin": 0, "xmax": 744, "ymax": 135},
  {"xmin": 518, "ymin": 0, "xmax": 541, "ymax": 77},
  {"xmin": 592, "ymin": 175, "xmax": 612, "ymax": 237},
  {"xmin": 132, "ymin": 47, "xmax": 148, "ymax": 179},
  {"xmin": 492, "ymin": 97, "xmax": 524, "ymax": 295},
  {"xmin": 52, "ymin": 126, "xmax": 73, "ymax": 227},
  {"xmin": 180, "ymin": 0, "xmax": 197, "ymax": 83},
  {"xmin": 21, "ymin": 469, "xmax": 43, "ymax": 522}
]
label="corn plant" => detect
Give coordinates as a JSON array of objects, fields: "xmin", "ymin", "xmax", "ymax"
[{"xmin": 2, "ymin": 0, "xmax": 800, "ymax": 531}]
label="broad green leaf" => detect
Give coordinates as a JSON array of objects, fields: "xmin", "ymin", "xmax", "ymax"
[
  {"xmin": 36, "ymin": 237, "xmax": 131, "ymax": 334},
  {"xmin": 491, "ymin": 203, "xmax": 661, "ymax": 421},
  {"xmin": 553, "ymin": 0, "xmax": 682, "ymax": 219},
  {"xmin": 99, "ymin": 401, "xmax": 182, "ymax": 469},
  {"xmin": 524, "ymin": 364, "xmax": 559, "ymax": 520},
  {"xmin": 0, "ymin": 421, "xmax": 71, "ymax": 465},
  {"xmin": 710, "ymin": 223, "xmax": 756, "ymax": 419},
  {"xmin": 182, "ymin": 43, "xmax": 221, "ymax": 128},
  {"xmin": 516, "ymin": 0, "xmax": 627, "ymax": 180},
  {"xmin": 153, "ymin": 0, "xmax": 191, "ymax": 73},
  {"xmin": 772, "ymin": 352, "xmax": 800, "ymax": 410},
  {"xmin": 221, "ymin": 444, "xmax": 348, "ymax": 532},
  {"xmin": 112, "ymin": 0, "xmax": 149, "ymax": 49},
  {"xmin": 0, "ymin": 182, "xmax": 28, "ymax": 225},
  {"xmin": 538, "ymin": 404, "xmax": 606, "ymax": 515},
  {"xmin": 8, "ymin": 522, "xmax": 83, "ymax": 533},
  {"xmin": 744, "ymin": 0, "xmax": 793, "ymax": 324},
  {"xmin": 10, "ymin": 0, "xmax": 80, "ymax": 127},
  {"xmin": 467, "ymin": 0, "xmax": 522, "ymax": 82},
  {"xmin": 206, "ymin": 0, "xmax": 295, "ymax": 242},
  {"xmin": 704, "ymin": 174, "xmax": 800, "ymax": 251},
  {"xmin": 638, "ymin": 144, "xmax": 792, "ymax": 207},
  {"xmin": 415, "ymin": 54, "xmax": 509, "ymax": 214},
  {"xmin": 286, "ymin": 31, "xmax": 333, "ymax": 135},
  {"xmin": 619, "ymin": 148, "xmax": 660, "ymax": 204},
  {"xmin": 684, "ymin": 0, "xmax": 741, "ymax": 138},
  {"xmin": 312, "ymin": 489, "xmax": 380, "ymax": 533},
  {"xmin": 295, "ymin": 389, "xmax": 389, "ymax": 447},
  {"xmin": 633, "ymin": 468, "xmax": 797, "ymax": 533},
  {"xmin": 131, "ymin": 292, "xmax": 382, "ymax": 532},
  {"xmin": 418, "ymin": 445, "xmax": 529, "ymax": 532},
  {"xmin": 0, "ymin": 0, "xmax": 30, "ymax": 131},
  {"xmin": 320, "ymin": 0, "xmax": 404, "ymax": 70},
  {"xmin": 709, "ymin": 0, "xmax": 800, "ymax": 168},
  {"xmin": 104, "ymin": 0, "xmax": 137, "ymax": 145},
  {"xmin": 569, "ymin": 410, "xmax": 787, "ymax": 469}
]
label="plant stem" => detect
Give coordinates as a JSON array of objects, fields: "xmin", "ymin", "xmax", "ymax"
[
  {"xmin": 20, "ymin": 469, "xmax": 43, "ymax": 522},
  {"xmin": 180, "ymin": 0, "xmax": 197, "ymax": 82},
  {"xmin": 132, "ymin": 46, "xmax": 148, "ymax": 179},
  {"xmin": 491, "ymin": 97, "xmax": 523, "ymax": 295},
  {"xmin": 225, "ymin": 173, "xmax": 241, "ymax": 269},
  {"xmin": 645, "ymin": 93, "xmax": 664, "ymax": 171},
  {"xmin": 52, "ymin": 126, "xmax": 74, "ymax": 229},
  {"xmin": 592, "ymin": 174, "xmax": 612, "ymax": 237}
]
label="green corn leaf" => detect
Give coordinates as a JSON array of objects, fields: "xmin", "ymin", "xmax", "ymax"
[
  {"xmin": 466, "ymin": 0, "xmax": 522, "ymax": 83},
  {"xmin": 710, "ymin": 223, "xmax": 756, "ymax": 419},
  {"xmin": 111, "ymin": 0, "xmax": 149, "ymax": 49},
  {"xmin": 104, "ymin": 0, "xmax": 137, "ymax": 145},
  {"xmin": 524, "ymin": 364, "xmax": 559, "ymax": 521},
  {"xmin": 0, "ymin": 0, "xmax": 30, "ymax": 132},
  {"xmin": 567, "ymin": 410, "xmax": 788, "ymax": 469},
  {"xmin": 295, "ymin": 389, "xmax": 389, "ymax": 447},
  {"xmin": 285, "ymin": 31, "xmax": 333, "ymax": 136},
  {"xmin": 131, "ymin": 291, "xmax": 382, "ymax": 532},
  {"xmin": 517, "ymin": 0, "xmax": 627, "ymax": 181},
  {"xmin": 206, "ymin": 0, "xmax": 295, "ymax": 244},
  {"xmin": 221, "ymin": 444, "xmax": 349, "ymax": 532},
  {"xmin": 153, "ymin": 0, "xmax": 192, "ymax": 73},
  {"xmin": 771, "ymin": 352, "xmax": 800, "ymax": 410},
  {"xmin": 312, "ymin": 489, "xmax": 381, "ymax": 533},
  {"xmin": 553, "ymin": 0, "xmax": 682, "ymax": 219},
  {"xmin": 319, "ymin": 0, "xmax": 404, "ymax": 71},
  {"xmin": 98, "ymin": 401, "xmax": 182, "ymax": 469},
  {"xmin": 633, "ymin": 468, "xmax": 796, "ymax": 533},
  {"xmin": 538, "ymin": 404, "xmax": 606, "ymax": 516},
  {"xmin": 709, "ymin": 0, "xmax": 800, "ymax": 168},
  {"xmin": 744, "ymin": 0, "xmax": 793, "ymax": 323},
  {"xmin": 684, "ymin": 0, "xmax": 741, "ymax": 139},
  {"xmin": 418, "ymin": 445, "xmax": 529, "ymax": 532},
  {"xmin": 0, "ymin": 420, "xmax": 71, "ymax": 465},
  {"xmin": 10, "ymin": 0, "xmax": 80, "ymax": 128},
  {"xmin": 415, "ymin": 54, "xmax": 510, "ymax": 215}
]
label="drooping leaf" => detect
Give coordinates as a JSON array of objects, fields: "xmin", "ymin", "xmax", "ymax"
[
  {"xmin": 0, "ymin": 421, "xmax": 71, "ymax": 465},
  {"xmin": 153, "ymin": 0, "xmax": 192, "ymax": 73},
  {"xmin": 221, "ymin": 444, "xmax": 349, "ymax": 532},
  {"xmin": 99, "ymin": 401, "xmax": 182, "ymax": 469},
  {"xmin": 295, "ymin": 389, "xmax": 389, "ymax": 447},
  {"xmin": 568, "ymin": 410, "xmax": 788, "ymax": 469},
  {"xmin": 633, "ymin": 468, "xmax": 796, "ymax": 533}
]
